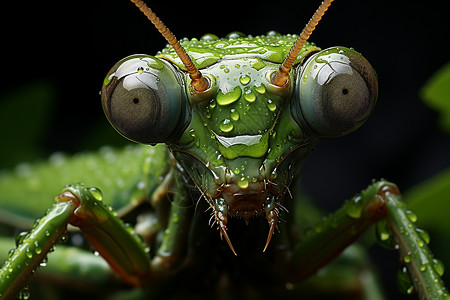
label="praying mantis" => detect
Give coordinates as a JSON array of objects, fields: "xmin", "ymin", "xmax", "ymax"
[{"xmin": 0, "ymin": 0, "xmax": 449, "ymax": 298}]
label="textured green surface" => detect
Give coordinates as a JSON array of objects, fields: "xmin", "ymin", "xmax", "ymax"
[
  {"xmin": 164, "ymin": 35, "xmax": 320, "ymax": 205},
  {"xmin": 157, "ymin": 34, "xmax": 320, "ymax": 70}
]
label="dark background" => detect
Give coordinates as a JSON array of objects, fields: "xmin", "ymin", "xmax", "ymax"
[{"xmin": 1, "ymin": 0, "xmax": 449, "ymax": 298}]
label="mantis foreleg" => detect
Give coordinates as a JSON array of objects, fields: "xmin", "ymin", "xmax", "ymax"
[
  {"xmin": 290, "ymin": 180, "xmax": 448, "ymax": 299},
  {"xmin": 0, "ymin": 178, "xmax": 193, "ymax": 299}
]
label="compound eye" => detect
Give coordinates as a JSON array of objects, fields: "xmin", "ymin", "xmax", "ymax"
[
  {"xmin": 101, "ymin": 55, "xmax": 186, "ymax": 144},
  {"xmin": 294, "ymin": 47, "xmax": 378, "ymax": 137}
]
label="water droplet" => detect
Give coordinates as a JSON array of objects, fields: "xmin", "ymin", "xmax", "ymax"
[
  {"xmin": 376, "ymin": 220, "xmax": 396, "ymax": 249},
  {"xmin": 244, "ymin": 91, "xmax": 256, "ymax": 102},
  {"xmin": 406, "ymin": 286, "xmax": 415, "ymax": 295},
  {"xmin": 15, "ymin": 232, "xmax": 28, "ymax": 247},
  {"xmin": 220, "ymin": 119, "xmax": 234, "ymax": 132},
  {"xmin": 267, "ymin": 99, "xmax": 277, "ymax": 111},
  {"xmin": 60, "ymin": 232, "xmax": 69, "ymax": 243},
  {"xmin": 404, "ymin": 252, "xmax": 411, "ymax": 263},
  {"xmin": 432, "ymin": 258, "xmax": 445, "ymax": 276},
  {"xmin": 89, "ymin": 187, "xmax": 103, "ymax": 201},
  {"xmin": 230, "ymin": 109, "xmax": 239, "ymax": 121},
  {"xmin": 25, "ymin": 248, "xmax": 33, "ymax": 259},
  {"xmin": 8, "ymin": 249, "xmax": 15, "ymax": 258},
  {"xmin": 19, "ymin": 289, "xmax": 30, "ymax": 300},
  {"xmin": 396, "ymin": 265, "xmax": 414, "ymax": 295},
  {"xmin": 217, "ymin": 86, "xmax": 242, "ymax": 106},
  {"xmin": 346, "ymin": 196, "xmax": 363, "ymax": 219},
  {"xmin": 224, "ymin": 68, "xmax": 230, "ymax": 73},
  {"xmin": 237, "ymin": 178, "xmax": 249, "ymax": 189},
  {"xmin": 32, "ymin": 219, "xmax": 41, "ymax": 229},
  {"xmin": 239, "ymin": 75, "xmax": 251, "ymax": 85},
  {"xmin": 405, "ymin": 210, "xmax": 417, "ymax": 223},
  {"xmin": 254, "ymin": 84, "xmax": 266, "ymax": 94},
  {"xmin": 419, "ymin": 264, "xmax": 427, "ymax": 272},
  {"xmin": 200, "ymin": 33, "xmax": 219, "ymax": 41},
  {"xmin": 302, "ymin": 74, "xmax": 308, "ymax": 83},
  {"xmin": 235, "ymin": 64, "xmax": 240, "ymax": 69},
  {"xmin": 271, "ymin": 170, "xmax": 277, "ymax": 179},
  {"xmin": 172, "ymin": 213, "xmax": 179, "ymax": 223},
  {"xmin": 415, "ymin": 228, "xmax": 430, "ymax": 245},
  {"xmin": 417, "ymin": 239, "xmax": 424, "ymax": 248}
]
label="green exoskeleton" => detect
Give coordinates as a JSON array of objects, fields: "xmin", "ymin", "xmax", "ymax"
[{"xmin": 0, "ymin": 0, "xmax": 448, "ymax": 298}]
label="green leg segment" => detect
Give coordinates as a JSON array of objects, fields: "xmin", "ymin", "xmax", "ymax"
[
  {"xmin": 0, "ymin": 180, "xmax": 192, "ymax": 299},
  {"xmin": 383, "ymin": 190, "xmax": 448, "ymax": 299},
  {"xmin": 153, "ymin": 186, "xmax": 191, "ymax": 272},
  {"xmin": 62, "ymin": 184, "xmax": 151, "ymax": 287},
  {"xmin": 290, "ymin": 180, "xmax": 449, "ymax": 299},
  {"xmin": 0, "ymin": 200, "xmax": 75, "ymax": 299}
]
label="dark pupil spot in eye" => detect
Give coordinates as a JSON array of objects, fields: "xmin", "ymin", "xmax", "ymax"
[
  {"xmin": 133, "ymin": 98, "xmax": 139, "ymax": 104},
  {"xmin": 342, "ymin": 88, "xmax": 349, "ymax": 95}
]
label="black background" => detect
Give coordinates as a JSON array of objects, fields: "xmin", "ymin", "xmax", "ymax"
[{"xmin": 1, "ymin": 0, "xmax": 449, "ymax": 298}]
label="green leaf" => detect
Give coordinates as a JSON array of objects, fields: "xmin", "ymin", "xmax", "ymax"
[
  {"xmin": 404, "ymin": 169, "xmax": 450, "ymax": 236},
  {"xmin": 420, "ymin": 62, "xmax": 450, "ymax": 133}
]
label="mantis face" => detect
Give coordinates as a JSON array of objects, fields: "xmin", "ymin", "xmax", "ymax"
[{"xmin": 101, "ymin": 0, "xmax": 377, "ymax": 253}]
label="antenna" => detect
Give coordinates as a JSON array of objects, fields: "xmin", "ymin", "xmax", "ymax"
[
  {"xmin": 271, "ymin": 0, "xmax": 334, "ymax": 87},
  {"xmin": 130, "ymin": 0, "xmax": 209, "ymax": 92}
]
